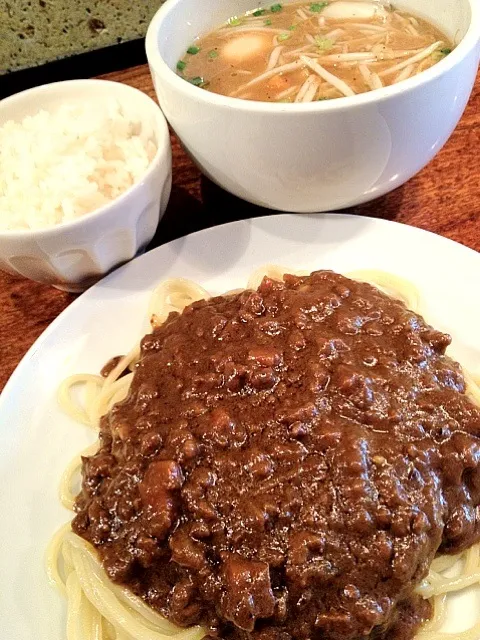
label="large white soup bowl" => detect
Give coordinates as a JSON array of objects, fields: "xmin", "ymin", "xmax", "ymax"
[{"xmin": 147, "ymin": 0, "xmax": 479, "ymax": 213}]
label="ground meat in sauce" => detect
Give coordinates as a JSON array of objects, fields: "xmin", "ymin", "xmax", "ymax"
[
  {"xmin": 73, "ymin": 271, "xmax": 480, "ymax": 640},
  {"xmin": 100, "ymin": 355, "xmax": 123, "ymax": 378}
]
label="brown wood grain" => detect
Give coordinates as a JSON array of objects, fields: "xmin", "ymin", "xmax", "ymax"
[{"xmin": 1, "ymin": 65, "xmax": 479, "ymax": 393}]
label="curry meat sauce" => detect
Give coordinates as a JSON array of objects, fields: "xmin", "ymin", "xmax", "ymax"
[{"xmin": 73, "ymin": 271, "xmax": 480, "ymax": 640}]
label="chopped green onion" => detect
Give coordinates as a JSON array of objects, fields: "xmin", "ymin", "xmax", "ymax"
[
  {"xmin": 278, "ymin": 32, "xmax": 291, "ymax": 41},
  {"xmin": 252, "ymin": 8, "xmax": 266, "ymax": 16},
  {"xmin": 317, "ymin": 97, "xmax": 329, "ymax": 100},
  {"xmin": 176, "ymin": 60, "xmax": 187, "ymax": 71},
  {"xmin": 315, "ymin": 36, "xmax": 334, "ymax": 50},
  {"xmin": 208, "ymin": 50, "xmax": 219, "ymax": 59},
  {"xmin": 435, "ymin": 47, "xmax": 452, "ymax": 60},
  {"xmin": 270, "ymin": 3, "xmax": 283, "ymax": 12},
  {"xmin": 187, "ymin": 45, "xmax": 200, "ymax": 55},
  {"xmin": 189, "ymin": 76, "xmax": 205, "ymax": 86},
  {"xmin": 264, "ymin": 18, "xmax": 272, "ymax": 25},
  {"xmin": 310, "ymin": 2, "xmax": 329, "ymax": 12},
  {"xmin": 227, "ymin": 16, "xmax": 242, "ymax": 26},
  {"xmin": 288, "ymin": 24, "xmax": 297, "ymax": 30}
]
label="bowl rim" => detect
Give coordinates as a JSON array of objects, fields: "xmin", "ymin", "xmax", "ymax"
[
  {"xmin": 0, "ymin": 78, "xmax": 171, "ymax": 238},
  {"xmin": 146, "ymin": 0, "xmax": 480, "ymax": 113}
]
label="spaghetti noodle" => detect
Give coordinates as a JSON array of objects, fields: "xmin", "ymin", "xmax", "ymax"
[{"xmin": 48, "ymin": 267, "xmax": 480, "ymax": 640}]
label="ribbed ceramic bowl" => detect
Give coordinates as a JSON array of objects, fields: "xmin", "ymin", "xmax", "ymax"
[{"xmin": 0, "ymin": 79, "xmax": 172, "ymax": 292}]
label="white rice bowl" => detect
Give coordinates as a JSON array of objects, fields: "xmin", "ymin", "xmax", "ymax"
[{"xmin": 0, "ymin": 100, "xmax": 157, "ymax": 231}]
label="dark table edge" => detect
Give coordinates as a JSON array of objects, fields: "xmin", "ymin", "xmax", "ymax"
[{"xmin": 0, "ymin": 38, "xmax": 147, "ymax": 101}]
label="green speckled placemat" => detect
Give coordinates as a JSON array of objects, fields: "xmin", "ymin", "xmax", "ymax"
[{"xmin": 0, "ymin": 0, "xmax": 165, "ymax": 75}]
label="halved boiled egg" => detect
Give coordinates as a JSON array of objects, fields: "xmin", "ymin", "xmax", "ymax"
[
  {"xmin": 322, "ymin": 1, "xmax": 388, "ymax": 20},
  {"xmin": 222, "ymin": 34, "xmax": 271, "ymax": 65}
]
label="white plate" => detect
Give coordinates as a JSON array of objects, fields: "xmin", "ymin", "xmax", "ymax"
[{"xmin": 1, "ymin": 213, "xmax": 479, "ymax": 640}]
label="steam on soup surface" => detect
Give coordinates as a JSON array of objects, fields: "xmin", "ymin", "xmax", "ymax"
[{"xmin": 176, "ymin": 1, "xmax": 453, "ymax": 102}]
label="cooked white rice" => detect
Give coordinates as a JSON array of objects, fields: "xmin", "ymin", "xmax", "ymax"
[{"xmin": 0, "ymin": 100, "xmax": 157, "ymax": 231}]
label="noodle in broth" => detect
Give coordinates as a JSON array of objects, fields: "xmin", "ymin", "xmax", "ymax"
[{"xmin": 176, "ymin": 0, "xmax": 453, "ymax": 102}]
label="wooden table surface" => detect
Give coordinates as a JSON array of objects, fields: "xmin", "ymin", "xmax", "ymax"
[{"xmin": 1, "ymin": 65, "xmax": 479, "ymax": 393}]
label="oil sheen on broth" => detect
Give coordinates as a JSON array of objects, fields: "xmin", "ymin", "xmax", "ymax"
[{"xmin": 176, "ymin": 1, "xmax": 453, "ymax": 102}]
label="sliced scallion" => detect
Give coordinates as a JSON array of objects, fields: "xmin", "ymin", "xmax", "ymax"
[
  {"xmin": 310, "ymin": 2, "xmax": 329, "ymax": 12},
  {"xmin": 253, "ymin": 8, "xmax": 266, "ymax": 16},
  {"xmin": 270, "ymin": 3, "xmax": 283, "ymax": 12},
  {"xmin": 278, "ymin": 32, "xmax": 291, "ymax": 41},
  {"xmin": 315, "ymin": 36, "xmax": 334, "ymax": 50},
  {"xmin": 176, "ymin": 60, "xmax": 187, "ymax": 71},
  {"xmin": 187, "ymin": 45, "xmax": 200, "ymax": 55},
  {"xmin": 264, "ymin": 18, "xmax": 272, "ymax": 25},
  {"xmin": 208, "ymin": 50, "xmax": 219, "ymax": 59},
  {"xmin": 227, "ymin": 16, "xmax": 242, "ymax": 26},
  {"xmin": 190, "ymin": 76, "xmax": 205, "ymax": 86}
]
